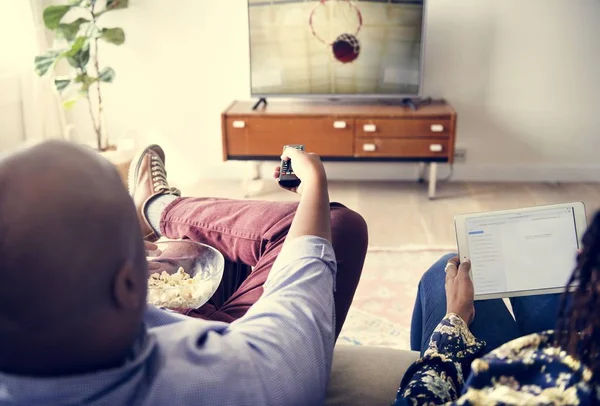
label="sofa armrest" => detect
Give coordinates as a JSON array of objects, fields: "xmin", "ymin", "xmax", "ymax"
[{"xmin": 326, "ymin": 345, "xmax": 419, "ymax": 406}]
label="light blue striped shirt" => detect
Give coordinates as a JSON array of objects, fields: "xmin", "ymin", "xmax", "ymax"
[{"xmin": 0, "ymin": 236, "xmax": 337, "ymax": 406}]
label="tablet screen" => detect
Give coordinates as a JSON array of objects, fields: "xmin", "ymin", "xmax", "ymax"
[{"xmin": 465, "ymin": 207, "xmax": 579, "ymax": 296}]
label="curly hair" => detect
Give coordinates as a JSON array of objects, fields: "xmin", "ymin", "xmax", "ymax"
[{"xmin": 555, "ymin": 210, "xmax": 600, "ymax": 380}]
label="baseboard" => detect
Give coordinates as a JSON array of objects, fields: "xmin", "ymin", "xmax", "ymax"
[
  {"xmin": 321, "ymin": 162, "xmax": 600, "ymax": 183},
  {"xmin": 173, "ymin": 161, "xmax": 600, "ymax": 185},
  {"xmin": 450, "ymin": 164, "xmax": 600, "ymax": 183}
]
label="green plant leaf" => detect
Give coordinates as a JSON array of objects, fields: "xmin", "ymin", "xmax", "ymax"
[
  {"xmin": 54, "ymin": 78, "xmax": 71, "ymax": 93},
  {"xmin": 56, "ymin": 18, "xmax": 90, "ymax": 41},
  {"xmin": 34, "ymin": 50, "xmax": 63, "ymax": 76},
  {"xmin": 43, "ymin": 5, "xmax": 73, "ymax": 30},
  {"xmin": 66, "ymin": 40, "xmax": 90, "ymax": 69},
  {"xmin": 65, "ymin": 36, "xmax": 87, "ymax": 57},
  {"xmin": 63, "ymin": 98, "xmax": 79, "ymax": 110},
  {"xmin": 106, "ymin": 0, "xmax": 129, "ymax": 10},
  {"xmin": 98, "ymin": 67, "xmax": 115, "ymax": 83},
  {"xmin": 75, "ymin": 72, "xmax": 98, "ymax": 92},
  {"xmin": 100, "ymin": 28, "xmax": 125, "ymax": 45}
]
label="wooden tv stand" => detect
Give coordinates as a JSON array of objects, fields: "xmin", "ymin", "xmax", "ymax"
[{"xmin": 221, "ymin": 100, "xmax": 457, "ymax": 198}]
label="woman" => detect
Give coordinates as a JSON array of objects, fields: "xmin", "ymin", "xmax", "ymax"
[{"xmin": 394, "ymin": 211, "xmax": 600, "ymax": 405}]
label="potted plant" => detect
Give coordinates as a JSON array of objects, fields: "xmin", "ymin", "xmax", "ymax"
[{"xmin": 34, "ymin": 0, "xmax": 128, "ymax": 152}]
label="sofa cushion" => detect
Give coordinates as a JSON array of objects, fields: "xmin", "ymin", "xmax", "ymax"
[{"xmin": 326, "ymin": 345, "xmax": 419, "ymax": 406}]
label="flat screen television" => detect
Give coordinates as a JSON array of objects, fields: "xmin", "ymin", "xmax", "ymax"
[{"xmin": 248, "ymin": 0, "xmax": 426, "ymax": 99}]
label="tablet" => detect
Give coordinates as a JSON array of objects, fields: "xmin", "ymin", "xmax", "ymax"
[{"xmin": 454, "ymin": 202, "xmax": 587, "ymax": 300}]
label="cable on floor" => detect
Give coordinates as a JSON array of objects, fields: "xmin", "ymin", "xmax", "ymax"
[{"xmin": 440, "ymin": 164, "xmax": 454, "ymax": 182}]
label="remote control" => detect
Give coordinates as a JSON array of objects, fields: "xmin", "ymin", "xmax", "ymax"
[{"xmin": 279, "ymin": 144, "xmax": 305, "ymax": 188}]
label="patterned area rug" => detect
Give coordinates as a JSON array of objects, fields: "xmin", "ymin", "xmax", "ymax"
[{"xmin": 338, "ymin": 246, "xmax": 454, "ymax": 350}]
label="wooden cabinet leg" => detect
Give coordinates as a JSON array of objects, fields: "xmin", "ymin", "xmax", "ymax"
[
  {"xmin": 417, "ymin": 162, "xmax": 426, "ymax": 183},
  {"xmin": 242, "ymin": 161, "xmax": 280, "ymax": 198},
  {"xmin": 248, "ymin": 161, "xmax": 261, "ymax": 181},
  {"xmin": 428, "ymin": 163, "xmax": 438, "ymax": 200},
  {"xmin": 243, "ymin": 161, "xmax": 263, "ymax": 198}
]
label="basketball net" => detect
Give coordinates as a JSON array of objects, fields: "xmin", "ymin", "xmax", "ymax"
[{"xmin": 309, "ymin": 0, "xmax": 363, "ymax": 46}]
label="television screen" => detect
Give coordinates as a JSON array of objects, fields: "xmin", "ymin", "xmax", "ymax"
[{"xmin": 248, "ymin": 0, "xmax": 425, "ymax": 97}]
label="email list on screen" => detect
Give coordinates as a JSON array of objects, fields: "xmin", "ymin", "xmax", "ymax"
[{"xmin": 465, "ymin": 207, "xmax": 579, "ymax": 296}]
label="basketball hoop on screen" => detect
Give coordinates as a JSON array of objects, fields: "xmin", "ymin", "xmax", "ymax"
[{"xmin": 309, "ymin": 0, "xmax": 363, "ymax": 64}]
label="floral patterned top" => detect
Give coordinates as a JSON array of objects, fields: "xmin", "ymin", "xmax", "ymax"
[{"xmin": 393, "ymin": 314, "xmax": 598, "ymax": 405}]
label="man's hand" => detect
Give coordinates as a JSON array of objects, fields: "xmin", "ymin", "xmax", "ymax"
[
  {"xmin": 445, "ymin": 256, "xmax": 475, "ymax": 325},
  {"xmin": 273, "ymin": 148, "xmax": 331, "ymax": 242},
  {"xmin": 273, "ymin": 148, "xmax": 327, "ymax": 195},
  {"xmin": 144, "ymin": 241, "xmax": 161, "ymax": 272},
  {"xmin": 145, "ymin": 241, "xmax": 158, "ymax": 252}
]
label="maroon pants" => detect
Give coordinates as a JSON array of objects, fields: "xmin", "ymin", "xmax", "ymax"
[{"xmin": 159, "ymin": 197, "xmax": 368, "ymax": 336}]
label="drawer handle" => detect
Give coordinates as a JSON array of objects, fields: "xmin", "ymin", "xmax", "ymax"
[
  {"xmin": 363, "ymin": 143, "xmax": 377, "ymax": 152},
  {"xmin": 430, "ymin": 124, "xmax": 444, "ymax": 133},
  {"xmin": 232, "ymin": 120, "xmax": 246, "ymax": 129},
  {"xmin": 429, "ymin": 144, "xmax": 443, "ymax": 152},
  {"xmin": 333, "ymin": 121, "xmax": 347, "ymax": 129},
  {"xmin": 363, "ymin": 124, "xmax": 377, "ymax": 133}
]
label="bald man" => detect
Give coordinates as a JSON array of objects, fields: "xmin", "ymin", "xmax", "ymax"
[
  {"xmin": 0, "ymin": 140, "xmax": 367, "ymax": 406},
  {"xmin": 0, "ymin": 141, "xmax": 147, "ymax": 378}
]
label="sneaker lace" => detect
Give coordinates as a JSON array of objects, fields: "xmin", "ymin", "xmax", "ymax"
[{"xmin": 150, "ymin": 155, "xmax": 180, "ymax": 195}]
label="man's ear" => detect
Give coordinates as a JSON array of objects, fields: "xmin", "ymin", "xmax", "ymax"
[{"xmin": 113, "ymin": 263, "xmax": 144, "ymax": 310}]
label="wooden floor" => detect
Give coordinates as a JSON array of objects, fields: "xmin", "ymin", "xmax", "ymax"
[{"xmin": 184, "ymin": 180, "xmax": 600, "ymax": 247}]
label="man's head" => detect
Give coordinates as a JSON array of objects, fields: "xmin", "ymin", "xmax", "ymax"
[{"xmin": 0, "ymin": 141, "xmax": 147, "ymax": 377}]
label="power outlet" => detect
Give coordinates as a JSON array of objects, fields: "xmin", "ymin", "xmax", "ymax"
[{"xmin": 454, "ymin": 148, "xmax": 467, "ymax": 163}]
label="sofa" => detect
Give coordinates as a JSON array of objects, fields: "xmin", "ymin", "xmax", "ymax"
[{"xmin": 326, "ymin": 345, "xmax": 419, "ymax": 405}]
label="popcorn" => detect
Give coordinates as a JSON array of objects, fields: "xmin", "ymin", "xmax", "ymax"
[{"xmin": 147, "ymin": 267, "xmax": 219, "ymax": 309}]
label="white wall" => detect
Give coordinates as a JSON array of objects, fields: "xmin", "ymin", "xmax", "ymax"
[
  {"xmin": 0, "ymin": 0, "xmax": 34, "ymax": 152},
  {"xmin": 0, "ymin": 73, "xmax": 25, "ymax": 151},
  {"xmin": 66, "ymin": 0, "xmax": 600, "ymax": 186},
  {"xmin": 1, "ymin": 0, "xmax": 67, "ymax": 152}
]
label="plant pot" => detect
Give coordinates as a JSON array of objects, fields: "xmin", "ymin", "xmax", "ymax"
[{"xmin": 99, "ymin": 147, "xmax": 133, "ymax": 187}]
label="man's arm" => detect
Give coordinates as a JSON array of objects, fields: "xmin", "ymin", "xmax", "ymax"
[
  {"xmin": 144, "ymin": 304, "xmax": 189, "ymax": 328},
  {"xmin": 146, "ymin": 150, "xmax": 336, "ymax": 404},
  {"xmin": 222, "ymin": 149, "xmax": 336, "ymax": 404},
  {"xmin": 282, "ymin": 148, "xmax": 332, "ymax": 243},
  {"xmin": 224, "ymin": 236, "xmax": 336, "ymax": 405}
]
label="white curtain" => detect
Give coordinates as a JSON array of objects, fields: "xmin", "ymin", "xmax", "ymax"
[{"xmin": 0, "ymin": 0, "xmax": 69, "ymax": 149}]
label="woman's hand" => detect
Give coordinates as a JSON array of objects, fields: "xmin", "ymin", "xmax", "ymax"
[
  {"xmin": 273, "ymin": 147, "xmax": 327, "ymax": 195},
  {"xmin": 445, "ymin": 256, "xmax": 475, "ymax": 325}
]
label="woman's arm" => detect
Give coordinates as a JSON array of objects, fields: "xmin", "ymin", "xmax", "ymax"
[
  {"xmin": 394, "ymin": 258, "xmax": 485, "ymax": 405},
  {"xmin": 394, "ymin": 313, "xmax": 485, "ymax": 405}
]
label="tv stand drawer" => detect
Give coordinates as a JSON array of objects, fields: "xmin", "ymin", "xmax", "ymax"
[
  {"xmin": 356, "ymin": 119, "xmax": 451, "ymax": 138},
  {"xmin": 225, "ymin": 117, "xmax": 354, "ymax": 157},
  {"xmin": 355, "ymin": 138, "xmax": 449, "ymax": 158}
]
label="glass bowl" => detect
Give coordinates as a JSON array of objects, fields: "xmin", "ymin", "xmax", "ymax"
[{"xmin": 146, "ymin": 240, "xmax": 224, "ymax": 309}]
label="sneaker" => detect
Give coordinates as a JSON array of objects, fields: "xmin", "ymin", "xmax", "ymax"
[{"xmin": 128, "ymin": 144, "xmax": 180, "ymax": 241}]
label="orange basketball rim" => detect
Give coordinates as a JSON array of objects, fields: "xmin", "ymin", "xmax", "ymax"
[{"xmin": 309, "ymin": 0, "xmax": 364, "ymax": 64}]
